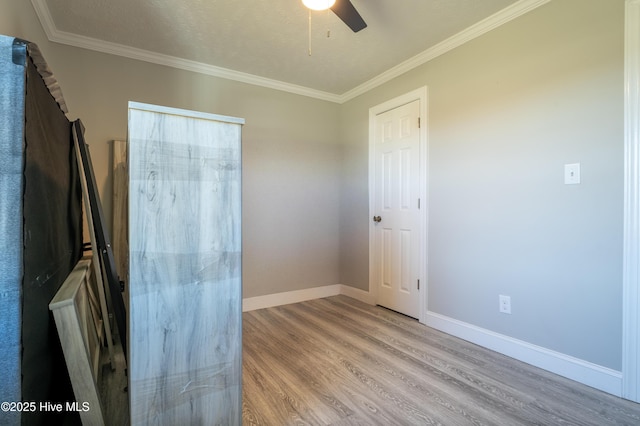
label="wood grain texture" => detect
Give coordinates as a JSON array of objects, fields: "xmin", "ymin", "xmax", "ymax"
[
  {"xmin": 50, "ymin": 258, "xmax": 131, "ymax": 426},
  {"xmin": 128, "ymin": 103, "xmax": 242, "ymax": 425},
  {"xmin": 50, "ymin": 259, "xmax": 106, "ymax": 426},
  {"xmin": 243, "ymin": 296, "xmax": 640, "ymax": 425},
  {"xmin": 99, "ymin": 338, "xmax": 130, "ymax": 426}
]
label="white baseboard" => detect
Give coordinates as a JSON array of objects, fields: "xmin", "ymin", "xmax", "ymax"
[
  {"xmin": 242, "ymin": 284, "xmax": 375, "ymax": 312},
  {"xmin": 426, "ymin": 311, "xmax": 623, "ymax": 397},
  {"xmin": 338, "ymin": 285, "xmax": 376, "ymax": 305},
  {"xmin": 242, "ymin": 284, "xmax": 342, "ymax": 312}
]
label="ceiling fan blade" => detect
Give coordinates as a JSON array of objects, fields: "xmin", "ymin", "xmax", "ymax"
[{"xmin": 330, "ymin": 0, "xmax": 367, "ymax": 33}]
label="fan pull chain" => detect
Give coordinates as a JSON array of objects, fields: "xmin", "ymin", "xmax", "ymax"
[
  {"xmin": 308, "ymin": 10, "xmax": 312, "ymax": 56},
  {"xmin": 326, "ymin": 8, "xmax": 331, "ymax": 38},
  {"xmin": 308, "ymin": 7, "xmax": 332, "ymax": 56}
]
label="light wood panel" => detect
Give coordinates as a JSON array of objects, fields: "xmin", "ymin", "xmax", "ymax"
[
  {"xmin": 243, "ymin": 296, "xmax": 640, "ymax": 425},
  {"xmin": 128, "ymin": 103, "xmax": 243, "ymax": 425},
  {"xmin": 50, "ymin": 258, "xmax": 106, "ymax": 426}
]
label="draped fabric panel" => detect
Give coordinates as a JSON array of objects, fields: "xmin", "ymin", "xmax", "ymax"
[{"xmin": 0, "ymin": 35, "xmax": 83, "ymax": 425}]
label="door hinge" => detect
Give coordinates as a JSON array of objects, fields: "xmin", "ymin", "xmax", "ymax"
[
  {"xmin": 418, "ymin": 117, "xmax": 421, "ymax": 128},
  {"xmin": 417, "ymin": 279, "xmax": 420, "ymax": 290},
  {"xmin": 418, "ymin": 198, "xmax": 420, "ymax": 209}
]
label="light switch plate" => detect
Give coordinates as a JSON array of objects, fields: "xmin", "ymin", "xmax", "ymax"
[{"xmin": 564, "ymin": 163, "xmax": 581, "ymax": 185}]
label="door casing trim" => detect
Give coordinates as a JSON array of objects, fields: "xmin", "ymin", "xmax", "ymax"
[{"xmin": 623, "ymin": 0, "xmax": 640, "ymax": 403}]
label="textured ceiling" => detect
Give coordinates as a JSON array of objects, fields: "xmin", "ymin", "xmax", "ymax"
[{"xmin": 33, "ymin": 0, "xmax": 528, "ymax": 100}]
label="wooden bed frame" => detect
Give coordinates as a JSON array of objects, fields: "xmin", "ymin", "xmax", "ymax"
[{"xmin": 49, "ymin": 258, "xmax": 107, "ymax": 425}]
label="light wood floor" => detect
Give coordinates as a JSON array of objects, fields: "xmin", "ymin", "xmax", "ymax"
[{"xmin": 242, "ymin": 295, "xmax": 640, "ymax": 425}]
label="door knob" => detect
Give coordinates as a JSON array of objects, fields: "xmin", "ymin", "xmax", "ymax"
[{"xmin": 373, "ymin": 215, "xmax": 382, "ymax": 223}]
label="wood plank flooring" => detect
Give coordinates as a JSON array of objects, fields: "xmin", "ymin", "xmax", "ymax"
[{"xmin": 242, "ymin": 295, "xmax": 640, "ymax": 425}]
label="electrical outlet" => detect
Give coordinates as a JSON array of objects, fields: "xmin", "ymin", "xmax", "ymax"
[{"xmin": 499, "ymin": 295, "xmax": 511, "ymax": 314}]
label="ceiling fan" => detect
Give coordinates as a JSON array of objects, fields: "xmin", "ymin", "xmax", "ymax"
[{"xmin": 302, "ymin": 0, "xmax": 367, "ymax": 33}]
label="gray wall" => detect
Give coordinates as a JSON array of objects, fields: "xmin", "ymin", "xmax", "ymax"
[
  {"xmin": 1, "ymin": 0, "xmax": 341, "ymax": 299},
  {"xmin": 1, "ymin": 0, "xmax": 626, "ymax": 371},
  {"xmin": 339, "ymin": 0, "xmax": 624, "ymax": 370}
]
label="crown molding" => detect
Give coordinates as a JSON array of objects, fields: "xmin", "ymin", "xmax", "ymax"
[
  {"xmin": 29, "ymin": 1, "xmax": 342, "ymax": 103},
  {"xmin": 30, "ymin": 0, "xmax": 57, "ymax": 41},
  {"xmin": 31, "ymin": 0, "xmax": 550, "ymax": 104},
  {"xmin": 338, "ymin": 0, "xmax": 552, "ymax": 103}
]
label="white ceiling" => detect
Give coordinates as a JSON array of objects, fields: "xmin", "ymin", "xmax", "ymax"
[{"xmin": 31, "ymin": 0, "xmax": 547, "ymax": 102}]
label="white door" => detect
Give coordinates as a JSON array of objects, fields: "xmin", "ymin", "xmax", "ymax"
[{"xmin": 373, "ymin": 99, "xmax": 421, "ymax": 319}]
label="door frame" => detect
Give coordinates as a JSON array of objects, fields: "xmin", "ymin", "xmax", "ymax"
[
  {"xmin": 369, "ymin": 87, "xmax": 428, "ymax": 324},
  {"xmin": 623, "ymin": 0, "xmax": 640, "ymax": 403}
]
